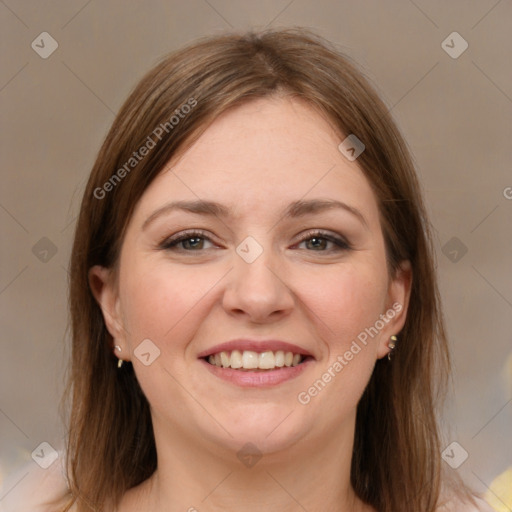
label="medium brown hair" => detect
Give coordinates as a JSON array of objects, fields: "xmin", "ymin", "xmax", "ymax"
[{"xmin": 63, "ymin": 28, "xmax": 467, "ymax": 511}]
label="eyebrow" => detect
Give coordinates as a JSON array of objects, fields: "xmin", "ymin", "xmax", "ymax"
[{"xmin": 142, "ymin": 198, "xmax": 368, "ymax": 230}]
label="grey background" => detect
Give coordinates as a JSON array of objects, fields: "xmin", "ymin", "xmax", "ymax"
[{"xmin": 1, "ymin": 0, "xmax": 511, "ymax": 507}]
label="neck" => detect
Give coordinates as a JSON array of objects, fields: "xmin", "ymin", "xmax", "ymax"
[{"xmin": 120, "ymin": 411, "xmax": 371, "ymax": 512}]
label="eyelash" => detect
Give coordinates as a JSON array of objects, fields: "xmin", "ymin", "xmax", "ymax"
[
  {"xmin": 159, "ymin": 229, "xmax": 351, "ymax": 253},
  {"xmin": 298, "ymin": 229, "xmax": 351, "ymax": 252}
]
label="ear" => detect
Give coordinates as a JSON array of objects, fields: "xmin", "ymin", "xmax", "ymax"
[
  {"xmin": 88, "ymin": 265, "xmax": 127, "ymax": 350},
  {"xmin": 376, "ymin": 260, "xmax": 413, "ymax": 359}
]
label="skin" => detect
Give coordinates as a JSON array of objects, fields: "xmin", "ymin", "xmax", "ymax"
[{"xmin": 90, "ymin": 96, "xmax": 412, "ymax": 512}]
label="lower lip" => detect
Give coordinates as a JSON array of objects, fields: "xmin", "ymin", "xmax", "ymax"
[{"xmin": 199, "ymin": 358, "xmax": 313, "ymax": 387}]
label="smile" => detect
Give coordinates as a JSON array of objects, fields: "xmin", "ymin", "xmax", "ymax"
[
  {"xmin": 205, "ymin": 350, "xmax": 308, "ymax": 371},
  {"xmin": 197, "ymin": 339, "xmax": 315, "ymax": 386}
]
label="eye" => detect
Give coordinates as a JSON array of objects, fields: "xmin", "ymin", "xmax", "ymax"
[
  {"xmin": 159, "ymin": 230, "xmax": 216, "ymax": 251},
  {"xmin": 294, "ymin": 230, "xmax": 351, "ymax": 252},
  {"xmin": 158, "ymin": 229, "xmax": 351, "ymax": 254}
]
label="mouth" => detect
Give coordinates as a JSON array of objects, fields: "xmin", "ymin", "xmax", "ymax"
[
  {"xmin": 202, "ymin": 349, "xmax": 314, "ymax": 371},
  {"xmin": 198, "ymin": 340, "xmax": 315, "ymax": 387}
]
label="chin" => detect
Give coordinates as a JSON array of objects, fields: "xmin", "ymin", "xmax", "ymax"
[{"xmin": 205, "ymin": 405, "xmax": 312, "ymax": 458}]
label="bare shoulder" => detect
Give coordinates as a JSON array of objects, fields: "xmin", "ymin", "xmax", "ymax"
[
  {"xmin": 0, "ymin": 452, "xmax": 72, "ymax": 512},
  {"xmin": 436, "ymin": 493, "xmax": 495, "ymax": 512}
]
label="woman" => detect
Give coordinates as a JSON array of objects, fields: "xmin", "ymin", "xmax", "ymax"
[{"xmin": 2, "ymin": 28, "xmax": 494, "ymax": 511}]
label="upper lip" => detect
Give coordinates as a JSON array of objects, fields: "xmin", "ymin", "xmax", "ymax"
[{"xmin": 197, "ymin": 339, "xmax": 314, "ymax": 359}]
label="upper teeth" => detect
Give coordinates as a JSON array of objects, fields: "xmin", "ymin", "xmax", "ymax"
[{"xmin": 207, "ymin": 350, "xmax": 303, "ymax": 370}]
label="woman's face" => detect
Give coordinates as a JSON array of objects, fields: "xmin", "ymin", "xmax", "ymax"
[{"xmin": 92, "ymin": 96, "xmax": 411, "ymax": 460}]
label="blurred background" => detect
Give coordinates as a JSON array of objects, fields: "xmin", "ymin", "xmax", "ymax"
[{"xmin": 1, "ymin": 1, "xmax": 511, "ymax": 509}]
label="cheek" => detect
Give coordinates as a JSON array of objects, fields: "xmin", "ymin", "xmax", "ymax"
[
  {"xmin": 294, "ymin": 266, "xmax": 386, "ymax": 413},
  {"xmin": 292, "ymin": 263, "xmax": 387, "ymax": 354},
  {"xmin": 119, "ymin": 259, "xmax": 227, "ymax": 349},
  {"xmin": 117, "ymin": 261, "xmax": 222, "ymax": 412},
  {"xmin": 283, "ymin": 265, "xmax": 386, "ymax": 426}
]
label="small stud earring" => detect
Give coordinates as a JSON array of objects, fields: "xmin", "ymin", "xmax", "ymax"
[
  {"xmin": 388, "ymin": 335, "xmax": 397, "ymax": 361},
  {"xmin": 114, "ymin": 345, "xmax": 124, "ymax": 368}
]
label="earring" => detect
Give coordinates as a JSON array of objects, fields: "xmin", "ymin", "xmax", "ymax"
[
  {"xmin": 388, "ymin": 335, "xmax": 397, "ymax": 361},
  {"xmin": 114, "ymin": 345, "xmax": 124, "ymax": 368}
]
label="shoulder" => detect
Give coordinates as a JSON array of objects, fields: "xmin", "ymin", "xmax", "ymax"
[
  {"xmin": 436, "ymin": 493, "xmax": 495, "ymax": 512},
  {"xmin": 0, "ymin": 451, "xmax": 73, "ymax": 512}
]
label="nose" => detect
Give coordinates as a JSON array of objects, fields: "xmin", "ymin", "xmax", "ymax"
[{"xmin": 221, "ymin": 244, "xmax": 295, "ymax": 324}]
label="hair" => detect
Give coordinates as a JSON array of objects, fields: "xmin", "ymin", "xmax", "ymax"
[{"xmin": 61, "ymin": 27, "xmax": 474, "ymax": 512}]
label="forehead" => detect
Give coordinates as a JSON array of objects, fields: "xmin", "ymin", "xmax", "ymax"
[{"xmin": 132, "ymin": 97, "xmax": 380, "ymax": 226}]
